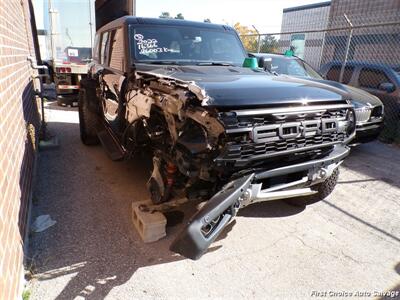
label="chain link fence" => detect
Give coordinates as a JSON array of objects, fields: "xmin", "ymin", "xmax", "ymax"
[{"xmin": 240, "ymin": 16, "xmax": 400, "ymax": 144}]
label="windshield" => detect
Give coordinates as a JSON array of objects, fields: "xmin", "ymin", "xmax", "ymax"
[
  {"xmin": 270, "ymin": 56, "xmax": 323, "ymax": 79},
  {"xmin": 129, "ymin": 25, "xmax": 247, "ymax": 66}
]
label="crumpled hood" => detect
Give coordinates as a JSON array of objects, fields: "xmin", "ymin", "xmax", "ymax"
[{"xmin": 136, "ymin": 65, "xmax": 351, "ymax": 107}]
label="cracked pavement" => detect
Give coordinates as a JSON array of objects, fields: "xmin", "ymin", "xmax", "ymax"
[{"xmin": 28, "ymin": 103, "xmax": 400, "ymax": 299}]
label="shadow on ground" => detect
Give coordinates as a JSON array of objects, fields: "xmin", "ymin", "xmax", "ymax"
[
  {"xmin": 29, "ymin": 119, "xmax": 307, "ymax": 299},
  {"xmin": 341, "ymin": 142, "xmax": 400, "ymax": 189},
  {"xmin": 378, "ymin": 262, "xmax": 400, "ymax": 300}
]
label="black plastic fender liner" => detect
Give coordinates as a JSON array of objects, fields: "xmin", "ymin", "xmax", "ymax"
[{"xmin": 170, "ymin": 173, "xmax": 254, "ymax": 260}]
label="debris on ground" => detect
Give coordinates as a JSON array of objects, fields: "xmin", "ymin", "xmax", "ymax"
[{"xmin": 31, "ymin": 215, "xmax": 56, "ymax": 233}]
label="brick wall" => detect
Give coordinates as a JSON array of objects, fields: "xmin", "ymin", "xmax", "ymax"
[{"xmin": 0, "ymin": 1, "xmax": 40, "ymax": 299}]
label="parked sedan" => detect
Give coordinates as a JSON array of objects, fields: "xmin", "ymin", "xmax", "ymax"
[{"xmin": 252, "ymin": 53, "xmax": 384, "ymax": 143}]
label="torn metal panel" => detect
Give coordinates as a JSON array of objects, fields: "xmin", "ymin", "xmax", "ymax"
[
  {"xmin": 125, "ymin": 89, "xmax": 154, "ymax": 123},
  {"xmin": 185, "ymin": 109, "xmax": 225, "ymax": 141},
  {"xmin": 136, "ymin": 70, "xmax": 212, "ymax": 105}
]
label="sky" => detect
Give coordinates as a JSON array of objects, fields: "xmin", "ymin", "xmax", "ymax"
[
  {"xmin": 32, "ymin": 0, "xmax": 327, "ymax": 59},
  {"xmin": 136, "ymin": 0, "xmax": 326, "ymax": 33}
]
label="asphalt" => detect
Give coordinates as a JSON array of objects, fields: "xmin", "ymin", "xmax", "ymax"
[{"xmin": 28, "ymin": 102, "xmax": 400, "ymax": 300}]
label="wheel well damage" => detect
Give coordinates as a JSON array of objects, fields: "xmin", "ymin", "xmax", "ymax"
[{"xmin": 125, "ymin": 71, "xmax": 224, "ymax": 144}]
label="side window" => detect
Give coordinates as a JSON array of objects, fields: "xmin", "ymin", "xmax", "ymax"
[
  {"xmin": 93, "ymin": 34, "xmax": 100, "ymax": 61},
  {"xmin": 326, "ymin": 65, "xmax": 341, "ymax": 81},
  {"xmin": 359, "ymin": 68, "xmax": 391, "ymax": 89},
  {"xmin": 100, "ymin": 31, "xmax": 110, "ymax": 65},
  {"xmin": 109, "ymin": 28, "xmax": 125, "ymax": 71},
  {"xmin": 326, "ymin": 65, "xmax": 354, "ymax": 83}
]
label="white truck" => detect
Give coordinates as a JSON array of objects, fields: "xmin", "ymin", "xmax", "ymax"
[{"xmin": 34, "ymin": 0, "xmax": 95, "ymax": 106}]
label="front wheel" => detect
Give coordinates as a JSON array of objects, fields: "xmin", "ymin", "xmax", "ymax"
[
  {"xmin": 78, "ymin": 88, "xmax": 99, "ymax": 145},
  {"xmin": 284, "ymin": 168, "xmax": 339, "ymax": 207}
]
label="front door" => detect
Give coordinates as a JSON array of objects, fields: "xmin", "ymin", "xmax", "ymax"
[{"xmin": 99, "ymin": 27, "xmax": 127, "ymax": 129}]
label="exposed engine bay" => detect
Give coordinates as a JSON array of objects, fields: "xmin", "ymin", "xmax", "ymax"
[{"xmin": 122, "ymin": 71, "xmax": 227, "ymax": 204}]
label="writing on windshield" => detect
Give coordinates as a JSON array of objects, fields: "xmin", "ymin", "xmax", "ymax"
[{"xmin": 130, "ymin": 25, "xmax": 246, "ymax": 66}]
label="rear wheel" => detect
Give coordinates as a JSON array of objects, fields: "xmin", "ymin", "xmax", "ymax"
[
  {"xmin": 78, "ymin": 88, "xmax": 99, "ymax": 145},
  {"xmin": 284, "ymin": 168, "xmax": 339, "ymax": 206}
]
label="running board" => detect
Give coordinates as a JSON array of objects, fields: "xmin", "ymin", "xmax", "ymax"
[{"xmin": 97, "ymin": 129, "xmax": 125, "ymax": 161}]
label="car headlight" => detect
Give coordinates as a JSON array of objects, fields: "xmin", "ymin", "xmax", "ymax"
[{"xmin": 354, "ymin": 106, "xmax": 372, "ymax": 123}]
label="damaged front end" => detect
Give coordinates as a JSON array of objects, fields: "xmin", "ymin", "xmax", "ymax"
[
  {"xmin": 170, "ymin": 144, "xmax": 349, "ymax": 259},
  {"xmin": 124, "ymin": 70, "xmax": 355, "ymax": 260}
]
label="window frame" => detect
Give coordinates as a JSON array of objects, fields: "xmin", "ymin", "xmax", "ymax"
[
  {"xmin": 100, "ymin": 31, "xmax": 110, "ymax": 65},
  {"xmin": 93, "ymin": 33, "xmax": 100, "ymax": 62}
]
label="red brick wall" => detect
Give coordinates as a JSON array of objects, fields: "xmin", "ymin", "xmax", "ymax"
[{"xmin": 0, "ymin": 1, "xmax": 40, "ymax": 299}]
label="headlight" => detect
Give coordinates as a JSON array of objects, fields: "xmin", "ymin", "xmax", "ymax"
[{"xmin": 354, "ymin": 107, "xmax": 371, "ymax": 123}]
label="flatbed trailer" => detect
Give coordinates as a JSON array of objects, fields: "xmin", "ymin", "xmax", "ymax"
[{"xmin": 51, "ymin": 61, "xmax": 89, "ymax": 106}]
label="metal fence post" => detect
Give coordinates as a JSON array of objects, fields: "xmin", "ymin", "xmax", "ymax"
[
  {"xmin": 317, "ymin": 31, "xmax": 327, "ymax": 70},
  {"xmin": 339, "ymin": 14, "xmax": 353, "ymax": 83},
  {"xmin": 252, "ymin": 25, "xmax": 261, "ymax": 53}
]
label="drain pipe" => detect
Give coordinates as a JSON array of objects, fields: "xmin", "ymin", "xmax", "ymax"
[
  {"xmin": 27, "ymin": 56, "xmax": 49, "ymax": 139},
  {"xmin": 27, "ymin": 55, "xmax": 48, "ymax": 71}
]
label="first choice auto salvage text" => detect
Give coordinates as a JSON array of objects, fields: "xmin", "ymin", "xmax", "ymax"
[{"xmin": 311, "ymin": 290, "xmax": 399, "ymax": 298}]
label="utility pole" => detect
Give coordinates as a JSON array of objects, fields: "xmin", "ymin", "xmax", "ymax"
[
  {"xmin": 88, "ymin": 0, "xmax": 93, "ymax": 50},
  {"xmin": 48, "ymin": 0, "xmax": 58, "ymax": 61}
]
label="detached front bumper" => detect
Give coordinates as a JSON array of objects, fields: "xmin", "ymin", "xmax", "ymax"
[{"xmin": 170, "ymin": 145, "xmax": 349, "ymax": 260}]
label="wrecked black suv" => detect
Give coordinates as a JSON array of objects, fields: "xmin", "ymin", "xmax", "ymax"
[{"xmin": 79, "ymin": 17, "xmax": 355, "ymax": 259}]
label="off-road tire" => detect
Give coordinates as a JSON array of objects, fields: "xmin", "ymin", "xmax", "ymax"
[
  {"xmin": 284, "ymin": 168, "xmax": 339, "ymax": 207},
  {"xmin": 78, "ymin": 88, "xmax": 99, "ymax": 145}
]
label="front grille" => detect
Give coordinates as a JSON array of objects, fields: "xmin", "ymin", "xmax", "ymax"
[
  {"xmin": 354, "ymin": 107, "xmax": 371, "ymax": 123},
  {"xmin": 222, "ymin": 108, "xmax": 348, "ymax": 129},
  {"xmin": 218, "ymin": 104, "xmax": 353, "ymax": 164},
  {"xmin": 224, "ymin": 132, "xmax": 346, "ymax": 160}
]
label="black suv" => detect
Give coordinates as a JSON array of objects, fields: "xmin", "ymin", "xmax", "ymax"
[{"xmin": 79, "ymin": 17, "xmax": 356, "ymax": 259}]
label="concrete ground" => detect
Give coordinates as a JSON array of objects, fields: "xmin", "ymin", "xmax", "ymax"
[{"xmin": 28, "ymin": 103, "xmax": 400, "ymax": 300}]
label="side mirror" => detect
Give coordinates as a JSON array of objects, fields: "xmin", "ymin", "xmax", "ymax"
[
  {"xmin": 258, "ymin": 57, "xmax": 272, "ymax": 72},
  {"xmin": 379, "ymin": 82, "xmax": 395, "ymax": 93}
]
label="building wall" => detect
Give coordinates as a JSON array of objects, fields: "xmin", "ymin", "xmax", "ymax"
[
  {"xmin": 328, "ymin": 0, "xmax": 400, "ymax": 27},
  {"xmin": 321, "ymin": 0, "xmax": 400, "ymax": 67},
  {"xmin": 280, "ymin": 2, "xmax": 331, "ymax": 68},
  {"xmin": 0, "ymin": 1, "xmax": 40, "ymax": 299}
]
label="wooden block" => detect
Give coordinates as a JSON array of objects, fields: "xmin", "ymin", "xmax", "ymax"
[{"xmin": 132, "ymin": 200, "xmax": 167, "ymax": 243}]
